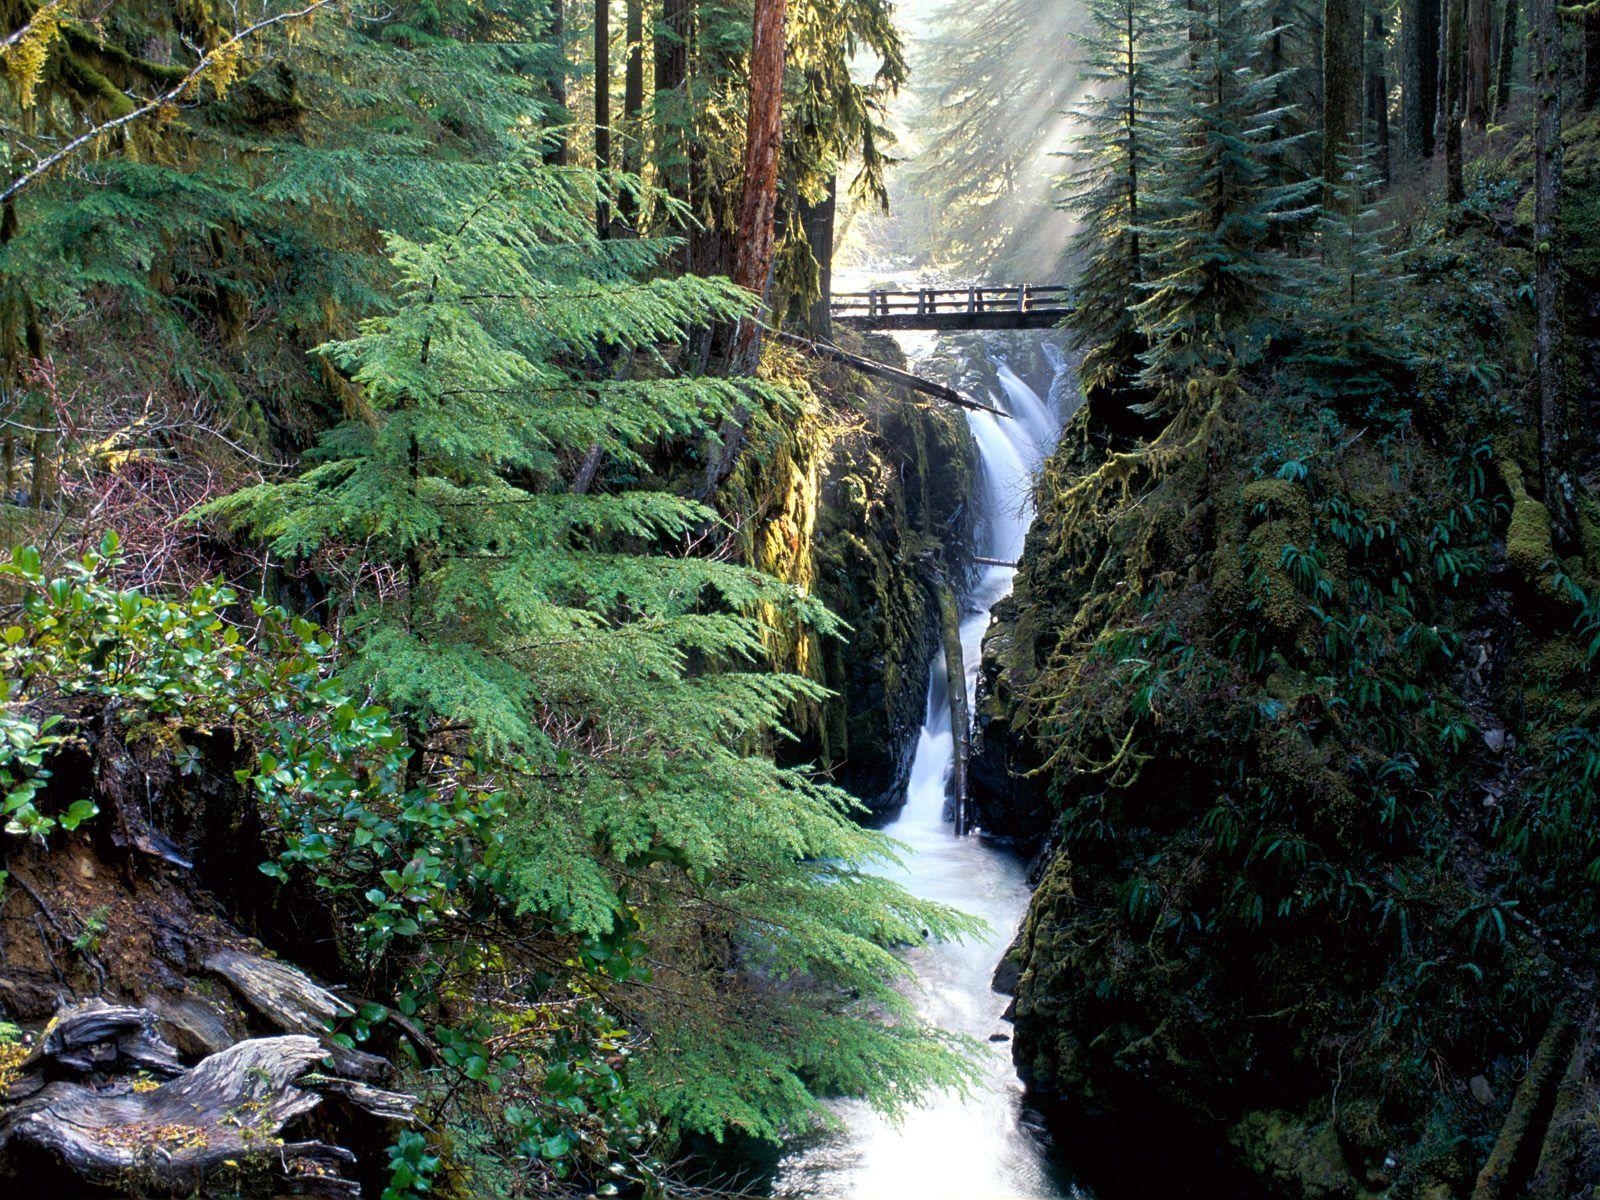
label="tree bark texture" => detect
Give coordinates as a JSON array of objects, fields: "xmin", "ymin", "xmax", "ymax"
[
  {"xmin": 799, "ymin": 175, "xmax": 837, "ymax": 337},
  {"xmin": 620, "ymin": 0, "xmax": 644, "ymax": 228},
  {"xmin": 1466, "ymin": 0, "xmax": 1493, "ymax": 127},
  {"xmin": 1494, "ymin": 0, "xmax": 1517, "ymax": 116},
  {"xmin": 1324, "ymin": 0, "xmax": 1362, "ymax": 197},
  {"xmin": 1532, "ymin": 0, "xmax": 1563, "ymax": 516},
  {"xmin": 697, "ymin": 0, "xmax": 787, "ymax": 499},
  {"xmin": 1403, "ymin": 0, "xmax": 1440, "ymax": 159},
  {"xmin": 1369, "ymin": 8, "xmax": 1392, "ymax": 181},
  {"xmin": 728, "ymin": 0, "xmax": 786, "ymax": 370},
  {"xmin": 1444, "ymin": 0, "xmax": 1465, "ymax": 201},
  {"xmin": 545, "ymin": 0, "xmax": 569, "ymax": 164},
  {"xmin": 594, "ymin": 0, "xmax": 612, "ymax": 237}
]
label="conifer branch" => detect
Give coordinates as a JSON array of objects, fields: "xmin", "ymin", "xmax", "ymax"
[{"xmin": 0, "ymin": 0, "xmax": 347, "ymax": 206}]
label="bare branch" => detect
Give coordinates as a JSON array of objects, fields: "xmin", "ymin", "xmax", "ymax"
[{"xmin": 1, "ymin": 0, "xmax": 347, "ymax": 206}]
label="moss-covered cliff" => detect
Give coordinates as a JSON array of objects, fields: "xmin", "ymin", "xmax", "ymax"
[
  {"xmin": 738, "ymin": 334, "xmax": 976, "ymax": 819},
  {"xmin": 981, "ymin": 127, "xmax": 1600, "ymax": 1198}
]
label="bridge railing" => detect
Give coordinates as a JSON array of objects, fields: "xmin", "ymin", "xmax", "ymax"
[{"xmin": 831, "ymin": 284, "xmax": 1070, "ymax": 318}]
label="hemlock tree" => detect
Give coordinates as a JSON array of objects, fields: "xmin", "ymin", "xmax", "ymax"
[
  {"xmin": 1060, "ymin": 0, "xmax": 1181, "ymax": 402},
  {"xmin": 207, "ymin": 155, "xmax": 975, "ymax": 1152}
]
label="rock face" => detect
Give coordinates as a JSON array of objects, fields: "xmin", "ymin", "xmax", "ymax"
[
  {"xmin": 968, "ymin": 592, "xmax": 1049, "ymax": 846},
  {"xmin": 778, "ymin": 332, "xmax": 976, "ymax": 820},
  {"xmin": 984, "ymin": 183, "xmax": 1600, "ymax": 1197}
]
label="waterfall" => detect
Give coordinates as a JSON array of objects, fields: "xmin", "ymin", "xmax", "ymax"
[{"xmin": 775, "ymin": 353, "xmax": 1087, "ymax": 1200}]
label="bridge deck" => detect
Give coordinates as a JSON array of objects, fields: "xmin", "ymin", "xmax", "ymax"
[{"xmin": 831, "ymin": 284, "xmax": 1069, "ymax": 332}]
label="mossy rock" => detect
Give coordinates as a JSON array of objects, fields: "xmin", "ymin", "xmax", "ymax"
[
  {"xmin": 1230, "ymin": 1111, "xmax": 1375, "ymax": 1200},
  {"xmin": 1498, "ymin": 459, "xmax": 1554, "ymax": 588}
]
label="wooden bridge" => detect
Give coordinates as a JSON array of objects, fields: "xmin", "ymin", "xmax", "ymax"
[{"xmin": 831, "ymin": 284, "xmax": 1071, "ymax": 332}]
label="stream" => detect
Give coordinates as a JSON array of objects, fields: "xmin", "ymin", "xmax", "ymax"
[{"xmin": 774, "ymin": 349, "xmax": 1087, "ymax": 1200}]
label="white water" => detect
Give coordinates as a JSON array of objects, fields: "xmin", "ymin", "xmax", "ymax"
[{"xmin": 774, "ymin": 359, "xmax": 1085, "ymax": 1200}]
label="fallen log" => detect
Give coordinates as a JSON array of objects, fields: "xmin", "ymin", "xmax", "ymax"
[
  {"xmin": 205, "ymin": 946, "xmax": 354, "ymax": 1033},
  {"xmin": 776, "ymin": 331, "xmax": 1012, "ymax": 418},
  {"xmin": 23, "ymin": 998, "xmax": 184, "ymax": 1081},
  {"xmin": 1472, "ymin": 1013, "xmax": 1576, "ymax": 1200},
  {"xmin": 1530, "ymin": 1016, "xmax": 1596, "ymax": 1200},
  {"xmin": 204, "ymin": 945, "xmax": 384, "ymax": 1078},
  {"xmin": 1, "ymin": 1034, "xmax": 387, "ymax": 1198}
]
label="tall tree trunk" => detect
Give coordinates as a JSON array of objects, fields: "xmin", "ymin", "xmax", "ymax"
[
  {"xmin": 545, "ymin": 0, "xmax": 569, "ymax": 165},
  {"xmin": 1466, "ymin": 0, "xmax": 1492, "ymax": 127},
  {"xmin": 799, "ymin": 176, "xmax": 836, "ymax": 338},
  {"xmin": 1532, "ymin": 0, "xmax": 1564, "ymax": 519},
  {"xmin": 1494, "ymin": 0, "xmax": 1517, "ymax": 116},
  {"xmin": 619, "ymin": 0, "xmax": 644, "ymax": 230},
  {"xmin": 1126, "ymin": 0, "xmax": 1142, "ymax": 278},
  {"xmin": 1369, "ymin": 7, "xmax": 1393, "ymax": 181},
  {"xmin": 1403, "ymin": 0, "xmax": 1440, "ymax": 159},
  {"xmin": 653, "ymin": 0, "xmax": 691, "ymax": 250},
  {"xmin": 1444, "ymin": 0, "xmax": 1465, "ymax": 201},
  {"xmin": 594, "ymin": 0, "xmax": 612, "ymax": 237},
  {"xmin": 727, "ymin": 0, "xmax": 785, "ymax": 371},
  {"xmin": 1324, "ymin": 0, "xmax": 1362, "ymax": 199},
  {"xmin": 697, "ymin": 0, "xmax": 787, "ymax": 498}
]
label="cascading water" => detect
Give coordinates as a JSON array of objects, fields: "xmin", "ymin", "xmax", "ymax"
[{"xmin": 775, "ymin": 356, "xmax": 1087, "ymax": 1200}]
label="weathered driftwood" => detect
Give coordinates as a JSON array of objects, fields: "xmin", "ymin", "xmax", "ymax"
[
  {"xmin": 204, "ymin": 946, "xmax": 383, "ymax": 1077},
  {"xmin": 23, "ymin": 998, "xmax": 184, "ymax": 1079},
  {"xmin": 2, "ymin": 1028, "xmax": 414, "ymax": 1198},
  {"xmin": 143, "ymin": 991, "xmax": 236, "ymax": 1057},
  {"xmin": 205, "ymin": 946, "xmax": 355, "ymax": 1032},
  {"xmin": 309, "ymin": 1076, "xmax": 419, "ymax": 1122},
  {"xmin": 5, "ymin": 1036, "xmax": 334, "ymax": 1193}
]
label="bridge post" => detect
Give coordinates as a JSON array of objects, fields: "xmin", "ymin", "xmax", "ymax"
[
  {"xmin": 918, "ymin": 289, "xmax": 928, "ymax": 316},
  {"xmin": 1017, "ymin": 285, "xmax": 1028, "ymax": 312},
  {"xmin": 966, "ymin": 288, "xmax": 976, "ymax": 314}
]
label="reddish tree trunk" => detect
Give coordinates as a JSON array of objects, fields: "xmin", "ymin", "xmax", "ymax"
[
  {"xmin": 1466, "ymin": 0, "xmax": 1492, "ymax": 127},
  {"xmin": 697, "ymin": 0, "xmax": 787, "ymax": 499},
  {"xmin": 728, "ymin": 0, "xmax": 787, "ymax": 371}
]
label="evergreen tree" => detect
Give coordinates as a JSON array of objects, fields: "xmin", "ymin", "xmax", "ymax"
[
  {"xmin": 207, "ymin": 153, "xmax": 975, "ymax": 1152},
  {"xmin": 1060, "ymin": 0, "xmax": 1181, "ymax": 401},
  {"xmin": 903, "ymin": 0, "xmax": 1089, "ymax": 276},
  {"xmin": 1298, "ymin": 152, "xmax": 1413, "ymax": 399},
  {"xmin": 1132, "ymin": 0, "xmax": 1316, "ymax": 403}
]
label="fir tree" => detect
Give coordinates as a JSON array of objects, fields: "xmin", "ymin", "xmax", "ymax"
[
  {"xmin": 1131, "ymin": 0, "xmax": 1316, "ymax": 403},
  {"xmin": 1059, "ymin": 0, "xmax": 1181, "ymax": 401},
  {"xmin": 1296, "ymin": 152, "xmax": 1413, "ymax": 400},
  {"xmin": 206, "ymin": 153, "xmax": 976, "ymax": 1151}
]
